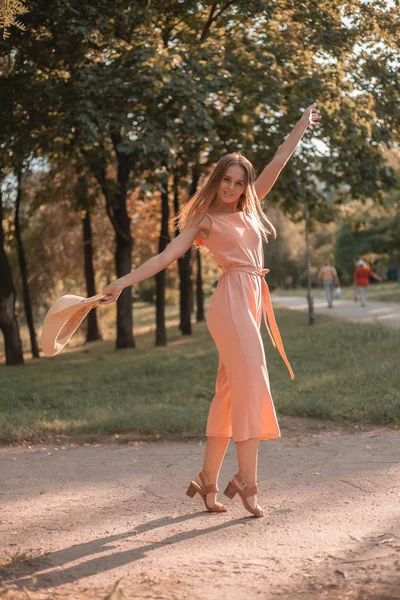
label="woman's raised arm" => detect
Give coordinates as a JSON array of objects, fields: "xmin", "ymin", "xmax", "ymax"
[
  {"xmin": 100, "ymin": 215, "xmax": 205, "ymax": 303},
  {"xmin": 254, "ymin": 102, "xmax": 320, "ymax": 201}
]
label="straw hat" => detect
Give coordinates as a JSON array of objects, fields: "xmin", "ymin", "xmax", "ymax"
[{"xmin": 41, "ymin": 293, "xmax": 108, "ymax": 357}]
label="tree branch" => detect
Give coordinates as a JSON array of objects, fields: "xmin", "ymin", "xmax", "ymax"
[
  {"xmin": 81, "ymin": 146, "xmax": 130, "ymax": 243},
  {"xmin": 59, "ymin": 0, "xmax": 80, "ymax": 16},
  {"xmin": 200, "ymin": 1, "xmax": 236, "ymax": 42},
  {"xmin": 200, "ymin": 3, "xmax": 218, "ymax": 42}
]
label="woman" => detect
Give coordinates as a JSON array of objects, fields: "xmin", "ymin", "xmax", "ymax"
[{"xmin": 100, "ymin": 102, "xmax": 321, "ymax": 517}]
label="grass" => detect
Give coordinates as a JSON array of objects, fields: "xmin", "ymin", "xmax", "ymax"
[
  {"xmin": 0, "ymin": 299, "xmax": 399, "ymax": 445},
  {"xmin": 273, "ymin": 281, "xmax": 400, "ymax": 303}
]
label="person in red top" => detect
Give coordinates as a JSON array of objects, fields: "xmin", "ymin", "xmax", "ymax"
[{"xmin": 354, "ymin": 260, "xmax": 382, "ymax": 306}]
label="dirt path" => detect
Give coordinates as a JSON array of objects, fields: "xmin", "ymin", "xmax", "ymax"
[
  {"xmin": 271, "ymin": 295, "xmax": 400, "ymax": 329},
  {"xmin": 1, "ymin": 421, "xmax": 399, "ymax": 599}
]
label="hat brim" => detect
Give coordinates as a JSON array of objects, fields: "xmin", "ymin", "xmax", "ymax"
[{"xmin": 41, "ymin": 294, "xmax": 108, "ymax": 357}]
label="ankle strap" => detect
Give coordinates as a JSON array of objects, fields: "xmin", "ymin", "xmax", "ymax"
[
  {"xmin": 234, "ymin": 475, "xmax": 258, "ymax": 497},
  {"xmin": 240, "ymin": 484, "xmax": 258, "ymax": 498},
  {"xmin": 198, "ymin": 471, "xmax": 218, "ymax": 495},
  {"xmin": 200, "ymin": 482, "xmax": 218, "ymax": 495}
]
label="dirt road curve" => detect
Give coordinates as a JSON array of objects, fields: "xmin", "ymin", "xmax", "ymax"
[{"xmin": 1, "ymin": 422, "xmax": 399, "ymax": 599}]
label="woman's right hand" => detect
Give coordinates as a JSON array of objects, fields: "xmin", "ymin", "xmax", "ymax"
[
  {"xmin": 301, "ymin": 102, "xmax": 321, "ymax": 128},
  {"xmin": 100, "ymin": 280, "xmax": 124, "ymax": 304}
]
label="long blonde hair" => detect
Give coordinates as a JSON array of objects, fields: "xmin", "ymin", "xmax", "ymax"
[{"xmin": 172, "ymin": 153, "xmax": 276, "ymax": 248}]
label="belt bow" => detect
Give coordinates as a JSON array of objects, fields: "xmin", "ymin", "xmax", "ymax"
[{"xmin": 219, "ymin": 264, "xmax": 295, "ymax": 380}]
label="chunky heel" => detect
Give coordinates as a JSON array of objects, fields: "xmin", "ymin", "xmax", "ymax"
[
  {"xmin": 224, "ymin": 474, "xmax": 264, "ymax": 517},
  {"xmin": 223, "ymin": 481, "xmax": 237, "ymax": 499},
  {"xmin": 186, "ymin": 481, "xmax": 198, "ymax": 498},
  {"xmin": 186, "ymin": 472, "xmax": 228, "ymax": 513}
]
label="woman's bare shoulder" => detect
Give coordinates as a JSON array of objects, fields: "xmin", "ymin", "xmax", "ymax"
[
  {"xmin": 196, "ymin": 213, "xmax": 212, "ymax": 239},
  {"xmin": 186, "ymin": 212, "xmax": 212, "ymax": 244},
  {"xmin": 187, "ymin": 212, "xmax": 212, "ymax": 231}
]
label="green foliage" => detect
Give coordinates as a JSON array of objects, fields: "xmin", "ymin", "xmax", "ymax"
[
  {"xmin": 136, "ymin": 278, "xmax": 156, "ymax": 304},
  {"xmin": 335, "ymin": 223, "xmax": 358, "ymax": 277},
  {"xmin": 335, "ymin": 194, "xmax": 400, "ymax": 280},
  {"xmin": 1, "ymin": 1, "xmax": 399, "ymax": 213}
]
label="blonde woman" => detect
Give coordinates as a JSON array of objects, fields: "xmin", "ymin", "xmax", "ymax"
[{"xmin": 101, "ymin": 102, "xmax": 320, "ymax": 517}]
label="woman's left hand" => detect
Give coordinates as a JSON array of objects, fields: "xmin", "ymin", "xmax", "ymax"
[{"xmin": 302, "ymin": 102, "xmax": 321, "ymax": 127}]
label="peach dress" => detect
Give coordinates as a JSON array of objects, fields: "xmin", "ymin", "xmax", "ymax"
[{"xmin": 195, "ymin": 210, "xmax": 294, "ymax": 443}]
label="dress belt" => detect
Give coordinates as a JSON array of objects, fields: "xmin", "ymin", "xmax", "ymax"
[{"xmin": 220, "ymin": 265, "xmax": 295, "ymax": 380}]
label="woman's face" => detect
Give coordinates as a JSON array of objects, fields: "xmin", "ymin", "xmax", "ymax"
[{"xmin": 215, "ymin": 164, "xmax": 247, "ymax": 207}]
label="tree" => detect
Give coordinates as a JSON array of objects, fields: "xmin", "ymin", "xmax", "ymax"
[
  {"xmin": 0, "ymin": 48, "xmax": 45, "ymax": 363},
  {"xmin": 335, "ymin": 190, "xmax": 400, "ymax": 283},
  {"xmin": 0, "ymin": 183, "xmax": 24, "ymax": 364}
]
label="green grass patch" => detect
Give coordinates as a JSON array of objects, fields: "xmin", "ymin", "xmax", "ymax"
[{"xmin": 0, "ymin": 302, "xmax": 399, "ymax": 445}]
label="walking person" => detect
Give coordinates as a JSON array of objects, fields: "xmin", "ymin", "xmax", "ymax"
[
  {"xmin": 101, "ymin": 102, "xmax": 321, "ymax": 517},
  {"xmin": 317, "ymin": 260, "xmax": 340, "ymax": 308},
  {"xmin": 354, "ymin": 260, "xmax": 382, "ymax": 307}
]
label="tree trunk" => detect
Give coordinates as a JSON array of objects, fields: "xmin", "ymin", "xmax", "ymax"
[
  {"xmin": 15, "ymin": 169, "xmax": 40, "ymax": 358},
  {"xmin": 114, "ymin": 205, "xmax": 134, "ymax": 350},
  {"xmin": 172, "ymin": 172, "xmax": 190, "ymax": 334},
  {"xmin": 189, "ymin": 163, "xmax": 202, "ymax": 322},
  {"xmin": 111, "ymin": 132, "xmax": 135, "ymax": 349},
  {"xmin": 195, "ymin": 248, "xmax": 205, "ymax": 321},
  {"xmin": 76, "ymin": 175, "xmax": 103, "ymax": 343},
  {"xmin": 0, "ymin": 186, "xmax": 24, "ymax": 365},
  {"xmin": 155, "ymin": 171, "xmax": 170, "ymax": 346},
  {"xmin": 82, "ymin": 208, "xmax": 103, "ymax": 343},
  {"xmin": 179, "ymin": 244, "xmax": 193, "ymax": 334},
  {"xmin": 304, "ymin": 200, "xmax": 314, "ymax": 326},
  {"xmin": 180, "ymin": 164, "xmax": 200, "ymax": 335},
  {"xmin": 88, "ymin": 136, "xmax": 135, "ymax": 349}
]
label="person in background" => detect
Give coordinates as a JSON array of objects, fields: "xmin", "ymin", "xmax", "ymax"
[
  {"xmin": 354, "ymin": 260, "xmax": 383, "ymax": 307},
  {"xmin": 317, "ymin": 260, "xmax": 340, "ymax": 308}
]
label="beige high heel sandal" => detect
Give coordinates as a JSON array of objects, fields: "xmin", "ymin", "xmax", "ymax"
[
  {"xmin": 186, "ymin": 471, "xmax": 228, "ymax": 513},
  {"xmin": 223, "ymin": 474, "xmax": 264, "ymax": 517}
]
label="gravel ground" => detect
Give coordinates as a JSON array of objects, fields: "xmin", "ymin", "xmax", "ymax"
[{"xmin": 0, "ymin": 420, "xmax": 399, "ymax": 600}]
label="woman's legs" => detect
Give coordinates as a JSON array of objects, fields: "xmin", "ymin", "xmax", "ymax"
[
  {"xmin": 196, "ymin": 435, "xmax": 230, "ymax": 508},
  {"xmin": 236, "ymin": 436, "xmax": 260, "ymax": 510}
]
